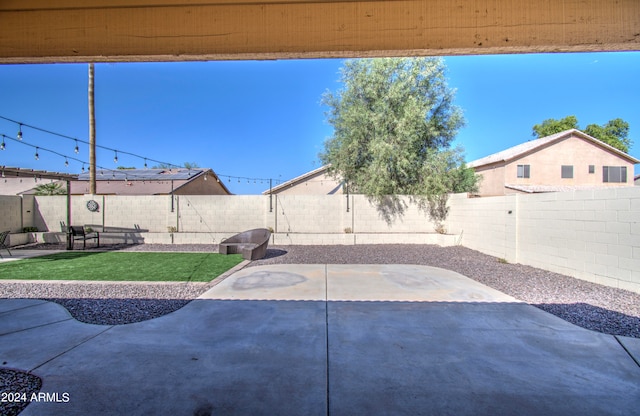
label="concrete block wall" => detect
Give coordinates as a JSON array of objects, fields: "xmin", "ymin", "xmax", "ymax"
[
  {"xmin": 275, "ymin": 195, "xmax": 350, "ymax": 233},
  {"xmin": 177, "ymin": 195, "xmax": 269, "ymax": 234},
  {"xmin": 20, "ymin": 190, "xmax": 640, "ymax": 294},
  {"xmin": 0, "ymin": 195, "xmax": 23, "ymax": 232},
  {"xmin": 351, "ymin": 195, "xmax": 436, "ymax": 233},
  {"xmin": 103, "ymin": 195, "xmax": 171, "ymax": 232},
  {"xmin": 446, "ymin": 193, "xmax": 517, "ymax": 261},
  {"xmin": 31, "ymin": 195, "xmax": 67, "ymax": 232},
  {"xmin": 515, "ymin": 187, "xmax": 640, "ymax": 293},
  {"xmin": 447, "ymin": 187, "xmax": 640, "ymax": 294}
]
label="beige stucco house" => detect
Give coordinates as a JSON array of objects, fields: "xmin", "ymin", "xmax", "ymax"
[
  {"xmin": 71, "ymin": 168, "xmax": 231, "ymax": 195},
  {"xmin": 262, "ymin": 165, "xmax": 343, "ymax": 195},
  {"xmin": 467, "ymin": 129, "xmax": 639, "ymax": 196}
]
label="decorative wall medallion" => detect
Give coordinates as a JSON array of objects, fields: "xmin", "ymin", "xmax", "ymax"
[{"xmin": 86, "ymin": 199, "xmax": 99, "ymax": 212}]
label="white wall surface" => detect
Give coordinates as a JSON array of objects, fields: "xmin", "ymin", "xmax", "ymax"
[{"xmin": 2, "ymin": 188, "xmax": 637, "ymax": 293}]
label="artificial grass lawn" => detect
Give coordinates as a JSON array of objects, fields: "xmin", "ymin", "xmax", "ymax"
[{"xmin": 0, "ymin": 252, "xmax": 244, "ymax": 282}]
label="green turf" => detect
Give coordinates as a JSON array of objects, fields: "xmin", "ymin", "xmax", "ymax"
[{"xmin": 0, "ymin": 252, "xmax": 244, "ymax": 282}]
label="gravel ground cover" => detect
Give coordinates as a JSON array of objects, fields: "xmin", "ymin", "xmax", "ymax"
[
  {"xmin": 2, "ymin": 243, "xmax": 639, "ymax": 338},
  {"xmin": 0, "ymin": 369, "xmax": 42, "ymax": 416}
]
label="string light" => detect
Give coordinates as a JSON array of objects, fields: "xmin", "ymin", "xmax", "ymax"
[
  {"xmin": 65, "ymin": 158, "xmax": 69, "ymax": 167},
  {"xmin": 0, "ymin": 114, "xmax": 285, "ymax": 187}
]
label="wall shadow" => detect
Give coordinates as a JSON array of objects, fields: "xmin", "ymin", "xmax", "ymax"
[{"xmin": 533, "ymin": 302, "xmax": 640, "ymax": 338}]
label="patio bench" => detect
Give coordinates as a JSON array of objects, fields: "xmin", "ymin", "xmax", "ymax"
[
  {"xmin": 219, "ymin": 228, "xmax": 271, "ymax": 260},
  {"xmin": 0, "ymin": 230, "xmax": 11, "ymax": 258},
  {"xmin": 70, "ymin": 226, "xmax": 100, "ymax": 250}
]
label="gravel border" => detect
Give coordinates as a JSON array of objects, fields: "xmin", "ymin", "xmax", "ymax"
[
  {"xmin": 0, "ymin": 369, "xmax": 42, "ymax": 416},
  {"xmin": 3, "ymin": 243, "xmax": 639, "ymax": 338}
]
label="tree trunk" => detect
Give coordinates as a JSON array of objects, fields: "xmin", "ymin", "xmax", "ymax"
[{"xmin": 88, "ymin": 63, "xmax": 96, "ymax": 194}]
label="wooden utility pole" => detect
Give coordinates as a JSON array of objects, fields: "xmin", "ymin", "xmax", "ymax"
[{"xmin": 88, "ymin": 63, "xmax": 96, "ymax": 194}]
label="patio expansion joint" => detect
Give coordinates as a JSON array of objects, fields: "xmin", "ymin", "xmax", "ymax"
[
  {"xmin": 29, "ymin": 325, "xmax": 114, "ymax": 373},
  {"xmin": 614, "ymin": 335, "xmax": 640, "ymax": 369},
  {"xmin": 0, "ymin": 317, "xmax": 74, "ymax": 337},
  {"xmin": 0, "ymin": 300, "xmax": 49, "ymax": 316}
]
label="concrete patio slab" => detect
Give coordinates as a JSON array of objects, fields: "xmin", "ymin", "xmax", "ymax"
[
  {"xmin": 200, "ymin": 264, "xmax": 327, "ymax": 301},
  {"xmin": 617, "ymin": 335, "xmax": 640, "ymax": 366},
  {"xmin": 326, "ymin": 264, "xmax": 520, "ymax": 302},
  {"xmin": 0, "ymin": 264, "xmax": 638, "ymax": 416}
]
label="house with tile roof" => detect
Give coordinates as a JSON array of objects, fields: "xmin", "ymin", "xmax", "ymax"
[
  {"xmin": 70, "ymin": 168, "xmax": 231, "ymax": 195},
  {"xmin": 262, "ymin": 165, "xmax": 344, "ymax": 195},
  {"xmin": 467, "ymin": 129, "xmax": 639, "ymax": 196}
]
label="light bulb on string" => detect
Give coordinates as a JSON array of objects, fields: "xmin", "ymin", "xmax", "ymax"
[
  {"xmin": 34, "ymin": 147, "xmax": 39, "ymax": 160},
  {"xmin": 114, "ymin": 151, "xmax": 118, "ymax": 163},
  {"xmin": 144, "ymin": 159, "xmax": 148, "ymax": 169},
  {"xmin": 74, "ymin": 140, "xmax": 79, "ymax": 154},
  {"xmin": 64, "ymin": 158, "xmax": 69, "ymax": 167},
  {"xmin": 0, "ymin": 135, "xmax": 5, "ymax": 150},
  {"xmin": 82, "ymin": 164, "xmax": 86, "ymax": 172},
  {"xmin": 17, "ymin": 124, "xmax": 23, "ymax": 140}
]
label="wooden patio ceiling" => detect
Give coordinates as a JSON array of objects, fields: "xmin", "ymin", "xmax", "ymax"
[{"xmin": 1, "ymin": 0, "xmax": 639, "ymax": 63}]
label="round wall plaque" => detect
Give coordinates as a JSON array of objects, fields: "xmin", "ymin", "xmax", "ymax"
[{"xmin": 86, "ymin": 199, "xmax": 99, "ymax": 212}]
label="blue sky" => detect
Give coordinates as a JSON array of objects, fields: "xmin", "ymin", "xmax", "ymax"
[{"xmin": 0, "ymin": 52, "xmax": 638, "ymax": 194}]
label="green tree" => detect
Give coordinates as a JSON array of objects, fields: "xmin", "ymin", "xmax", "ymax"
[
  {"xmin": 532, "ymin": 116, "xmax": 632, "ymax": 153},
  {"xmin": 152, "ymin": 162, "xmax": 199, "ymax": 169},
  {"xmin": 584, "ymin": 118, "xmax": 632, "ymax": 153},
  {"xmin": 320, "ymin": 57, "xmax": 478, "ymax": 227},
  {"xmin": 532, "ymin": 116, "xmax": 579, "ymax": 138},
  {"xmin": 34, "ymin": 182, "xmax": 67, "ymax": 195}
]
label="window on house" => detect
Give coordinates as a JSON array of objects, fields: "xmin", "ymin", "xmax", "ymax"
[
  {"xmin": 603, "ymin": 166, "xmax": 627, "ymax": 183},
  {"xmin": 517, "ymin": 164, "xmax": 530, "ymax": 178},
  {"xmin": 588, "ymin": 165, "xmax": 595, "ymax": 174},
  {"xmin": 561, "ymin": 165, "xmax": 573, "ymax": 179}
]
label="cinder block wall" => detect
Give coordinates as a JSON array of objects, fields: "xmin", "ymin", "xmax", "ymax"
[
  {"xmin": 447, "ymin": 187, "xmax": 640, "ymax": 294},
  {"xmin": 447, "ymin": 193, "xmax": 518, "ymax": 261},
  {"xmin": 0, "ymin": 195, "xmax": 23, "ymax": 232},
  {"xmin": 275, "ymin": 195, "xmax": 349, "ymax": 233},
  {"xmin": 516, "ymin": 187, "xmax": 639, "ymax": 293},
  {"xmin": 177, "ymin": 195, "xmax": 268, "ymax": 233},
  {"xmin": 23, "ymin": 188, "xmax": 640, "ymax": 293}
]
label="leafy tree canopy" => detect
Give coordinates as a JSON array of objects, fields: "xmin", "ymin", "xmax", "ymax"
[
  {"xmin": 319, "ymin": 57, "xmax": 478, "ymax": 227},
  {"xmin": 532, "ymin": 116, "xmax": 632, "ymax": 153},
  {"xmin": 320, "ymin": 58, "xmax": 477, "ymax": 197},
  {"xmin": 152, "ymin": 162, "xmax": 200, "ymax": 169},
  {"xmin": 34, "ymin": 182, "xmax": 67, "ymax": 196}
]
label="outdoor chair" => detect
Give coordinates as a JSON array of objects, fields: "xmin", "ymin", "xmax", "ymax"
[
  {"xmin": 0, "ymin": 231, "xmax": 11, "ymax": 258},
  {"xmin": 219, "ymin": 228, "xmax": 271, "ymax": 260},
  {"xmin": 70, "ymin": 226, "xmax": 100, "ymax": 250}
]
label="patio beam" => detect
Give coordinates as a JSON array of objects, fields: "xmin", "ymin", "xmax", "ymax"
[{"xmin": 1, "ymin": 0, "xmax": 639, "ymax": 63}]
